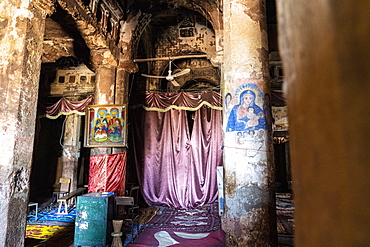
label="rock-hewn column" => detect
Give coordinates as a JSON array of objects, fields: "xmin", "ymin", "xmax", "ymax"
[
  {"xmin": 277, "ymin": 1, "xmax": 370, "ymax": 246},
  {"xmin": 115, "ymin": 58, "xmax": 137, "ymax": 105},
  {"xmin": 88, "ymin": 47, "xmax": 117, "ymax": 157},
  {"xmin": 114, "ymin": 57, "xmax": 137, "ymax": 152},
  {"xmin": 61, "ymin": 97, "xmax": 82, "ymax": 191},
  {"xmin": 0, "ymin": 0, "xmax": 53, "ymax": 246},
  {"xmin": 111, "ymin": 68, "xmax": 128, "ymax": 157},
  {"xmin": 222, "ymin": 0, "xmax": 276, "ymax": 246}
]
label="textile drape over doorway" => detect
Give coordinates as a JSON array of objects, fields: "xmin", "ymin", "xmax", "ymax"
[{"xmin": 129, "ymin": 91, "xmax": 223, "ymax": 209}]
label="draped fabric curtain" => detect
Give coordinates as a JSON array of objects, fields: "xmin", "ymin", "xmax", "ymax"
[
  {"xmin": 88, "ymin": 152, "xmax": 127, "ymax": 195},
  {"xmin": 38, "ymin": 96, "xmax": 94, "ymax": 119},
  {"xmin": 35, "ymin": 96, "xmax": 94, "ymax": 145},
  {"xmin": 129, "ymin": 91, "xmax": 223, "ymax": 209}
]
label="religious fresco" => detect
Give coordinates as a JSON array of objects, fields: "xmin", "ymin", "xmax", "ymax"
[
  {"xmin": 226, "ymin": 84, "xmax": 267, "ymax": 133},
  {"xmin": 225, "ymin": 84, "xmax": 268, "ymax": 159}
]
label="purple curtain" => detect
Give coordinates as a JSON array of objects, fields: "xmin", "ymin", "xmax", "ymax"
[
  {"xmin": 38, "ymin": 96, "xmax": 94, "ymax": 119},
  {"xmin": 130, "ymin": 91, "xmax": 223, "ymax": 209}
]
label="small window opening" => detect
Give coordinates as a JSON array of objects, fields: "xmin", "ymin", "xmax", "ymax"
[
  {"xmin": 80, "ymin": 76, "xmax": 87, "ymax": 83},
  {"xmin": 69, "ymin": 76, "xmax": 76, "ymax": 83},
  {"xmin": 58, "ymin": 76, "xmax": 65, "ymax": 83}
]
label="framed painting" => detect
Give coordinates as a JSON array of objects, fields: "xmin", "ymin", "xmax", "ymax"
[{"xmin": 84, "ymin": 104, "xmax": 127, "ymax": 147}]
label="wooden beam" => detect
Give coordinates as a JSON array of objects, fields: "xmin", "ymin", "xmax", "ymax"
[{"xmin": 133, "ymin": 54, "xmax": 208, "ymax": 62}]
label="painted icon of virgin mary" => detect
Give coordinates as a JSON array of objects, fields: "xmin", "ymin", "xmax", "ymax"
[{"xmin": 226, "ymin": 89, "xmax": 266, "ymax": 132}]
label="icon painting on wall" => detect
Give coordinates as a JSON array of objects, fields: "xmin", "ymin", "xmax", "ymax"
[
  {"xmin": 226, "ymin": 84, "xmax": 266, "ymax": 133},
  {"xmin": 225, "ymin": 84, "xmax": 269, "ymax": 158},
  {"xmin": 84, "ymin": 104, "xmax": 127, "ymax": 147}
]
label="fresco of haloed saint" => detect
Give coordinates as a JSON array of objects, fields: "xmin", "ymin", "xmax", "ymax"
[{"xmin": 226, "ymin": 84, "xmax": 267, "ymax": 158}]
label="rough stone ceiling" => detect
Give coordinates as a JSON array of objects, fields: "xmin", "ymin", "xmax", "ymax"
[
  {"xmin": 43, "ymin": 2, "xmax": 91, "ymax": 64},
  {"xmin": 41, "ymin": 0, "xmax": 278, "ymax": 92},
  {"xmin": 129, "ymin": 0, "xmax": 221, "ymax": 25},
  {"xmin": 43, "ymin": 0, "xmax": 277, "ymax": 65},
  {"xmin": 149, "ymin": 6, "xmax": 209, "ymax": 26}
]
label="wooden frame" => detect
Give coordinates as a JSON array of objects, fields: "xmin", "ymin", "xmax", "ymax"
[{"xmin": 84, "ymin": 104, "xmax": 127, "ymax": 147}]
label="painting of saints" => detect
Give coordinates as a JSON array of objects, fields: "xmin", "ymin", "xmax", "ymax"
[
  {"xmin": 94, "ymin": 108, "xmax": 109, "ymax": 141},
  {"xmin": 226, "ymin": 89, "xmax": 266, "ymax": 132},
  {"xmin": 108, "ymin": 108, "xmax": 123, "ymax": 142}
]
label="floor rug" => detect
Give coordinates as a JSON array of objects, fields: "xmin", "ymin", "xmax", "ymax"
[
  {"xmin": 126, "ymin": 228, "xmax": 225, "ymax": 247},
  {"xmin": 276, "ymin": 193, "xmax": 294, "ymax": 235},
  {"xmin": 146, "ymin": 203, "xmax": 221, "ymax": 232},
  {"xmin": 25, "ymin": 225, "xmax": 69, "ymax": 239},
  {"xmin": 138, "ymin": 207, "xmax": 160, "ymax": 224},
  {"xmin": 28, "ymin": 206, "xmax": 76, "ymax": 223}
]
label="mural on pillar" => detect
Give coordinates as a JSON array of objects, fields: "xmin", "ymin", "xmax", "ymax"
[
  {"xmin": 226, "ymin": 84, "xmax": 267, "ymax": 158},
  {"xmin": 226, "ymin": 84, "xmax": 266, "ymax": 132}
]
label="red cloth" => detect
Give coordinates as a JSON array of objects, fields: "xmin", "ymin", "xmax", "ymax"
[{"xmin": 88, "ymin": 152, "xmax": 126, "ymax": 195}]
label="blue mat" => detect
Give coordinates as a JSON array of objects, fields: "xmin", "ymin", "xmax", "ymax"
[{"xmin": 28, "ymin": 206, "xmax": 76, "ymax": 223}]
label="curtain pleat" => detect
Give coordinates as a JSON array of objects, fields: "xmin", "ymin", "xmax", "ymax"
[
  {"xmin": 189, "ymin": 107, "xmax": 222, "ymax": 206},
  {"xmin": 129, "ymin": 91, "xmax": 223, "ymax": 209}
]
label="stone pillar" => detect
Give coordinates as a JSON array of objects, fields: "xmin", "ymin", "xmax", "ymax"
[
  {"xmin": 222, "ymin": 0, "xmax": 276, "ymax": 246},
  {"xmin": 0, "ymin": 0, "xmax": 53, "ymax": 246},
  {"xmin": 276, "ymin": 1, "xmax": 370, "ymax": 246},
  {"xmin": 94, "ymin": 65, "xmax": 117, "ymax": 104},
  {"xmin": 61, "ymin": 97, "xmax": 82, "ymax": 191},
  {"xmin": 116, "ymin": 58, "xmax": 137, "ymax": 109},
  {"xmin": 115, "ymin": 66, "xmax": 130, "ymax": 105},
  {"xmin": 114, "ymin": 59, "xmax": 137, "ymax": 185},
  {"xmin": 113, "ymin": 65, "xmax": 132, "ymax": 155},
  {"xmin": 91, "ymin": 63, "xmax": 117, "ymax": 157}
]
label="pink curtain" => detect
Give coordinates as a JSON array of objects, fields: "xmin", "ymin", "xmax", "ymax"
[
  {"xmin": 88, "ymin": 152, "xmax": 127, "ymax": 195},
  {"xmin": 129, "ymin": 91, "xmax": 223, "ymax": 209},
  {"xmin": 38, "ymin": 96, "xmax": 94, "ymax": 119}
]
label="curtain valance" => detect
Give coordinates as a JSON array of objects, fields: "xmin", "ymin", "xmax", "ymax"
[
  {"xmin": 130, "ymin": 90, "xmax": 222, "ymax": 112},
  {"xmin": 38, "ymin": 96, "xmax": 94, "ymax": 119}
]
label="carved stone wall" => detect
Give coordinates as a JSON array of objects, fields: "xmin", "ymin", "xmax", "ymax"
[{"xmin": 0, "ymin": 0, "xmax": 50, "ymax": 245}]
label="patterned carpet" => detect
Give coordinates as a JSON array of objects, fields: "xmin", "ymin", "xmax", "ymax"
[
  {"xmin": 138, "ymin": 207, "xmax": 160, "ymax": 224},
  {"xmin": 25, "ymin": 225, "xmax": 72, "ymax": 240},
  {"xmin": 276, "ymin": 193, "xmax": 294, "ymax": 235},
  {"xmin": 25, "ymin": 195, "xmax": 294, "ymax": 246},
  {"xmin": 146, "ymin": 203, "xmax": 221, "ymax": 232},
  {"xmin": 28, "ymin": 206, "xmax": 76, "ymax": 223},
  {"xmin": 126, "ymin": 227, "xmax": 225, "ymax": 247},
  {"xmin": 26, "ymin": 203, "xmax": 76, "ymax": 243},
  {"xmin": 125, "ymin": 203, "xmax": 223, "ymax": 247}
]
